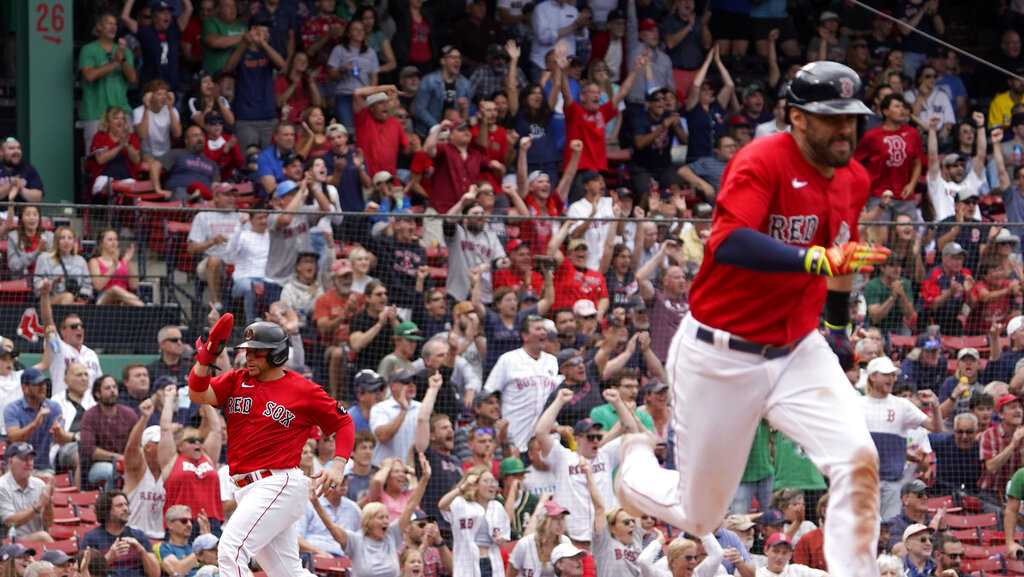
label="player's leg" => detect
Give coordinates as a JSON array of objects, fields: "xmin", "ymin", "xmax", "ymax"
[
  {"xmin": 218, "ymin": 471, "xmax": 311, "ymax": 577},
  {"xmin": 252, "ymin": 515, "xmax": 315, "ymax": 577},
  {"xmin": 765, "ymin": 333, "xmax": 880, "ymax": 577},
  {"xmin": 618, "ymin": 315, "xmax": 771, "ymax": 535}
]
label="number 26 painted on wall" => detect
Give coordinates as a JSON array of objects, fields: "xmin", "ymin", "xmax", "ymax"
[{"xmin": 35, "ymin": 1, "xmax": 65, "ymax": 45}]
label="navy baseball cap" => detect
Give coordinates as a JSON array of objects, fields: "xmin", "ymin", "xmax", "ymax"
[
  {"xmin": 758, "ymin": 509, "xmax": 785, "ymax": 526},
  {"xmin": 917, "ymin": 335, "xmax": 941, "ymax": 351},
  {"xmin": 151, "ymin": 0, "xmax": 173, "ymax": 11},
  {"xmin": 0, "ymin": 543, "xmax": 35, "ymax": 561},
  {"xmin": 5, "ymin": 442, "xmax": 35, "ymax": 460},
  {"xmin": 573, "ymin": 418, "xmax": 603, "ymax": 435},
  {"xmin": 21, "ymin": 367, "xmax": 47, "ymax": 386}
]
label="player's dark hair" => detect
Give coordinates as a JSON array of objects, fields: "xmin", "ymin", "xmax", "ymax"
[
  {"xmin": 1013, "ymin": 165, "xmax": 1024, "ymax": 181},
  {"xmin": 713, "ymin": 134, "xmax": 735, "ymax": 150},
  {"xmin": 95, "ymin": 490, "xmax": 128, "ymax": 525},
  {"xmin": 915, "ymin": 65, "xmax": 936, "ymax": 87},
  {"xmin": 879, "ymin": 94, "xmax": 906, "ymax": 113},
  {"xmin": 91, "ymin": 374, "xmax": 118, "ymax": 403},
  {"xmin": 354, "ymin": 430, "xmax": 377, "ymax": 449},
  {"xmin": 970, "ymin": 392, "xmax": 995, "ymax": 409},
  {"xmin": 611, "ymin": 368, "xmax": 640, "ymax": 387}
]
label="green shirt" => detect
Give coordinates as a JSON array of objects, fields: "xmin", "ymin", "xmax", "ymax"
[
  {"xmin": 202, "ymin": 18, "xmax": 247, "ymax": 75},
  {"xmin": 78, "ymin": 41, "xmax": 134, "ymax": 122},
  {"xmin": 863, "ymin": 276, "xmax": 913, "ymax": 332},
  {"xmin": 1008, "ymin": 467, "xmax": 1024, "ymax": 500},
  {"xmin": 773, "ymin": 432, "xmax": 826, "ymax": 491},
  {"xmin": 589, "ymin": 403, "xmax": 655, "ymax": 432},
  {"xmin": 740, "ymin": 421, "xmax": 774, "ymax": 483}
]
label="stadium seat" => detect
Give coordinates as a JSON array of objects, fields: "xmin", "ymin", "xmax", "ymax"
[
  {"xmin": 890, "ymin": 334, "xmax": 916, "ymax": 350},
  {"xmin": 962, "ymin": 557, "xmax": 1004, "ymax": 573},
  {"xmin": 946, "ymin": 513, "xmax": 998, "ymax": 529},
  {"xmin": 313, "ymin": 556, "xmax": 351, "ymax": 574},
  {"xmin": 925, "ymin": 495, "xmax": 953, "ymax": 511},
  {"xmin": 981, "ymin": 529, "xmax": 1024, "ymax": 544},
  {"xmin": 1005, "ymin": 558, "xmax": 1024, "ymax": 574},
  {"xmin": 0, "ymin": 278, "xmax": 32, "ymax": 304},
  {"xmin": 949, "ymin": 528, "xmax": 981, "ymax": 544},
  {"xmin": 965, "ymin": 544, "xmax": 1009, "ymax": 558},
  {"xmin": 65, "ymin": 491, "xmax": 99, "ymax": 507}
]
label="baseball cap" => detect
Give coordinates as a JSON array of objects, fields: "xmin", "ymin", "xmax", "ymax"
[
  {"xmin": 4, "ymin": 442, "xmax": 35, "ymax": 460},
  {"xmin": 551, "ymin": 543, "xmax": 585, "ymax": 564},
  {"xmin": 365, "ymin": 92, "xmax": 389, "ymax": 107},
  {"xmin": 499, "ymin": 457, "xmax": 527, "ymax": 478},
  {"xmin": 410, "ymin": 510, "xmax": 435, "ymax": 522},
  {"xmin": 902, "ymin": 523, "xmax": 932, "ymax": 542},
  {"xmin": 391, "ymin": 368, "xmax": 419, "ymax": 384},
  {"xmin": 573, "ymin": 418, "xmax": 603, "ymax": 435},
  {"xmin": 996, "ymin": 394, "xmax": 1021, "ymax": 412},
  {"xmin": 627, "ymin": 294, "xmax": 647, "ymax": 312},
  {"xmin": 473, "ymin": 390, "xmax": 500, "ymax": 408},
  {"xmin": 557, "ymin": 348, "xmax": 582, "ymax": 368},
  {"xmin": 141, "ymin": 425, "xmax": 161, "ymax": 447},
  {"xmin": 567, "ymin": 238, "xmax": 588, "ymax": 252},
  {"xmin": 372, "ymin": 170, "xmax": 394, "ymax": 186},
  {"xmin": 519, "ymin": 289, "xmax": 540, "ymax": 303},
  {"xmin": 20, "ymin": 367, "xmax": 47, "ymax": 386},
  {"xmin": 153, "ymin": 375, "xmax": 177, "ymax": 389},
  {"xmin": 353, "ymin": 369, "xmax": 385, "ymax": 393},
  {"xmin": 331, "ymin": 258, "xmax": 354, "ymax": 276},
  {"xmin": 725, "ymin": 514, "xmax": 756, "ymax": 532},
  {"xmin": 758, "ymin": 509, "xmax": 785, "ymax": 526},
  {"xmin": 573, "ymin": 299, "xmax": 597, "ymax": 317},
  {"xmin": 40, "ymin": 550, "xmax": 71, "ymax": 566},
  {"xmin": 526, "ymin": 170, "xmax": 546, "ymax": 186},
  {"xmin": 728, "ymin": 114, "xmax": 753, "ymax": 128},
  {"xmin": 544, "ymin": 499, "xmax": 570, "ymax": 516},
  {"xmin": 151, "ymin": 0, "xmax": 173, "ymax": 11},
  {"xmin": 0, "ymin": 543, "xmax": 35, "ymax": 561},
  {"xmin": 645, "ymin": 380, "xmax": 669, "ymax": 394},
  {"xmin": 400, "ymin": 66, "xmax": 421, "ymax": 79},
  {"xmin": 394, "ymin": 321, "xmax": 424, "ymax": 341},
  {"xmin": 764, "ymin": 532, "xmax": 793, "ymax": 549},
  {"xmin": 956, "ymin": 188, "xmax": 979, "ymax": 203},
  {"xmin": 326, "ymin": 123, "xmax": 348, "ymax": 137},
  {"xmin": 274, "ymin": 179, "xmax": 299, "ymax": 198},
  {"xmin": 917, "ymin": 334, "xmax": 942, "ymax": 350},
  {"xmin": 607, "ymin": 8, "xmax": 625, "ymax": 21},
  {"xmin": 901, "ymin": 479, "xmax": 928, "ymax": 496},
  {"xmin": 942, "ymin": 153, "xmax": 967, "ymax": 167},
  {"xmin": 995, "ymin": 228, "xmax": 1021, "ymax": 246},
  {"xmin": 866, "ymin": 356, "xmax": 899, "ymax": 376},
  {"xmin": 743, "ymin": 83, "xmax": 765, "ymax": 100},
  {"xmin": 192, "ymin": 533, "xmax": 219, "ymax": 554},
  {"xmin": 1009, "ymin": 315, "xmax": 1024, "ymax": 336},
  {"xmin": 941, "ymin": 242, "xmax": 966, "ymax": 257},
  {"xmin": 957, "ymin": 347, "xmax": 980, "ymax": 360},
  {"xmin": 506, "ymin": 238, "xmax": 528, "ymax": 253},
  {"xmin": 638, "ymin": 18, "xmax": 657, "ymax": 31},
  {"xmin": 819, "ymin": 10, "xmax": 839, "ymax": 21}
]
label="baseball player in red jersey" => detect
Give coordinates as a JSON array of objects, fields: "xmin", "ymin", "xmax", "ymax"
[
  {"xmin": 187, "ymin": 317, "xmax": 355, "ymax": 577},
  {"xmin": 616, "ymin": 61, "xmax": 890, "ymax": 577}
]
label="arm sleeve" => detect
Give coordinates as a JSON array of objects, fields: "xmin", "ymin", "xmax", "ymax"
[
  {"xmin": 483, "ymin": 356, "xmax": 506, "ymax": 394},
  {"xmin": 715, "ymin": 228, "xmax": 807, "ymax": 273},
  {"xmin": 694, "ymin": 534, "xmax": 724, "ymax": 577}
]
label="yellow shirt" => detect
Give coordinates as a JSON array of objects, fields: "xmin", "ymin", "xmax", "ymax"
[{"xmin": 988, "ymin": 90, "xmax": 1024, "ymax": 127}]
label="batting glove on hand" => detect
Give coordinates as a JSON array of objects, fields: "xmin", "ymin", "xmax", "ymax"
[
  {"xmin": 824, "ymin": 322, "xmax": 855, "ymax": 371},
  {"xmin": 195, "ymin": 313, "xmax": 234, "ymax": 366},
  {"xmin": 804, "ymin": 242, "xmax": 891, "ymax": 277}
]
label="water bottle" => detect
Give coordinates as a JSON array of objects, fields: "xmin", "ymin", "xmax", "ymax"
[
  {"xmin": 959, "ymin": 376, "xmax": 971, "ymax": 399},
  {"xmin": 352, "ymin": 63, "xmax": 361, "ymax": 80},
  {"xmin": 7, "ymin": 525, "xmax": 15, "ymax": 543},
  {"xmin": 1014, "ymin": 144, "xmax": 1022, "ymax": 166}
]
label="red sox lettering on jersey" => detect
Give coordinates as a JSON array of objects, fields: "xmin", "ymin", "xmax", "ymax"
[{"xmin": 262, "ymin": 401, "xmax": 296, "ymax": 428}]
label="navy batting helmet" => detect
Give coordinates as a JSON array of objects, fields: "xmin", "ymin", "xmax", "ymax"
[
  {"xmin": 786, "ymin": 61, "xmax": 873, "ymax": 116},
  {"xmin": 236, "ymin": 321, "xmax": 290, "ymax": 367}
]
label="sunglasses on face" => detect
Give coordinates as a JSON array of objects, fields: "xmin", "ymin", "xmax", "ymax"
[
  {"xmin": 184, "ymin": 437, "xmax": 203, "ymax": 444},
  {"xmin": 65, "ymin": 323, "xmax": 83, "ymax": 330},
  {"xmin": 945, "ymin": 552, "xmax": 964, "ymax": 559},
  {"xmin": 585, "ymin": 434, "xmax": 603, "ymax": 442},
  {"xmin": 619, "ymin": 518, "xmax": 636, "ymax": 526},
  {"xmin": 474, "ymin": 427, "xmax": 495, "ymax": 437},
  {"xmin": 171, "ymin": 518, "xmax": 193, "ymax": 524},
  {"xmin": 415, "ymin": 521, "xmax": 430, "ymax": 528},
  {"xmin": 955, "ymin": 429, "xmax": 977, "ymax": 435},
  {"xmin": 682, "ymin": 555, "xmax": 700, "ymax": 562},
  {"xmin": 164, "ymin": 337, "xmax": 182, "ymax": 343}
]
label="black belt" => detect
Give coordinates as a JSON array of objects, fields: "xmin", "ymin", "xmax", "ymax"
[{"xmin": 695, "ymin": 327, "xmax": 803, "ymax": 360}]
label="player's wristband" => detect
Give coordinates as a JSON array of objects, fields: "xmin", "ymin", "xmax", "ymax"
[
  {"xmin": 824, "ymin": 290, "xmax": 851, "ymax": 330},
  {"xmin": 188, "ymin": 368, "xmax": 212, "ymax": 393},
  {"xmin": 803, "ymin": 246, "xmax": 834, "ymax": 277}
]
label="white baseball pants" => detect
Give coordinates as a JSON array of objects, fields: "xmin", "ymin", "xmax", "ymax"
[
  {"xmin": 218, "ymin": 468, "xmax": 315, "ymax": 577},
  {"xmin": 618, "ymin": 314, "xmax": 881, "ymax": 577}
]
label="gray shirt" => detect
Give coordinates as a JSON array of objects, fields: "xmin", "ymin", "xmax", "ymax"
[
  {"xmin": 592, "ymin": 523, "xmax": 643, "ymax": 577},
  {"xmin": 342, "ymin": 521, "xmax": 403, "ymax": 577},
  {"xmin": 266, "ymin": 210, "xmax": 320, "ymax": 285},
  {"xmin": 444, "ymin": 224, "xmax": 505, "ymax": 303},
  {"xmin": 33, "ymin": 253, "xmax": 93, "ymax": 299},
  {"xmin": 0, "ymin": 472, "xmax": 46, "ymax": 537},
  {"xmin": 6, "ymin": 230, "xmax": 52, "ymax": 275}
]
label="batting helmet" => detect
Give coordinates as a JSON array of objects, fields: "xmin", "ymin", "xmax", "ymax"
[
  {"xmin": 786, "ymin": 61, "xmax": 873, "ymax": 116},
  {"xmin": 235, "ymin": 321, "xmax": 290, "ymax": 367}
]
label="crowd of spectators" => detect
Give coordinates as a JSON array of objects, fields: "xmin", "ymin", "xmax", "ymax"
[{"xmin": 10, "ymin": 0, "xmax": 1024, "ymax": 576}]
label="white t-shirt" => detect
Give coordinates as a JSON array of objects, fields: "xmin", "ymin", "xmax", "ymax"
[
  {"xmin": 509, "ymin": 534, "xmax": 571, "ymax": 577},
  {"xmin": 368, "ymin": 398, "xmax": 422, "ymax": 466},
  {"xmin": 224, "ymin": 226, "xmax": 270, "ymax": 281},
  {"xmin": 188, "ymin": 210, "xmax": 243, "ymax": 260},
  {"xmin": 483, "ymin": 348, "xmax": 561, "ymax": 451},
  {"xmin": 904, "ymin": 89, "xmax": 956, "ymax": 129},
  {"xmin": 0, "ymin": 371, "xmax": 23, "ymax": 433},
  {"xmin": 756, "ymin": 564, "xmax": 828, "ymax": 577},
  {"xmin": 523, "ymin": 465, "xmax": 558, "ymax": 496},
  {"xmin": 46, "ymin": 337, "xmax": 101, "ymax": 401},
  {"xmin": 132, "ymin": 104, "xmax": 178, "ymax": 158},
  {"xmin": 926, "ymin": 168, "xmax": 984, "ymax": 222},
  {"xmin": 755, "ymin": 120, "xmax": 788, "ymax": 139},
  {"xmin": 543, "ymin": 436, "xmax": 622, "ymax": 542},
  {"xmin": 567, "ymin": 196, "xmax": 615, "ymax": 271}
]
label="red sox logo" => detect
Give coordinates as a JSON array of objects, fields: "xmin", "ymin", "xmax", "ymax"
[{"xmin": 839, "ymin": 77, "xmax": 855, "ymax": 98}]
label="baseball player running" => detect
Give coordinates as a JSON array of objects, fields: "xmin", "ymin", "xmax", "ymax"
[
  {"xmin": 617, "ymin": 61, "xmax": 890, "ymax": 577},
  {"xmin": 187, "ymin": 315, "xmax": 355, "ymax": 577}
]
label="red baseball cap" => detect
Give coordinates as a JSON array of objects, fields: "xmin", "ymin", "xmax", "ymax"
[
  {"xmin": 996, "ymin": 394, "xmax": 1021, "ymax": 412},
  {"xmin": 639, "ymin": 18, "xmax": 657, "ymax": 31},
  {"xmin": 764, "ymin": 533, "xmax": 793, "ymax": 549},
  {"xmin": 506, "ymin": 239, "xmax": 528, "ymax": 253}
]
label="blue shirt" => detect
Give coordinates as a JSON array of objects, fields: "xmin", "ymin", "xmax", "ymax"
[
  {"xmin": 1003, "ymin": 188, "xmax": 1024, "ymax": 243},
  {"xmin": 903, "ymin": 554, "xmax": 936, "ymax": 577},
  {"xmin": 256, "ymin": 146, "xmax": 288, "ymax": 184},
  {"xmin": 685, "ymin": 102, "xmax": 727, "ymax": 161},
  {"xmin": 348, "ymin": 404, "xmax": 371, "ymax": 434},
  {"xmin": 158, "ymin": 541, "xmax": 198, "ymax": 577},
  {"xmin": 234, "ymin": 49, "xmax": 277, "ymax": 121},
  {"xmin": 929, "ymin": 432, "xmax": 981, "ymax": 494},
  {"xmin": 714, "ymin": 528, "xmax": 751, "ymax": 574},
  {"xmin": 323, "ymin": 149, "xmax": 363, "ymax": 212},
  {"xmin": 137, "ymin": 25, "xmax": 182, "ymax": 90},
  {"xmin": 981, "ymin": 349, "xmax": 1024, "ymax": 383},
  {"xmin": 82, "ymin": 526, "xmax": 153, "ymax": 577},
  {"xmin": 3, "ymin": 399, "xmax": 63, "ymax": 470}
]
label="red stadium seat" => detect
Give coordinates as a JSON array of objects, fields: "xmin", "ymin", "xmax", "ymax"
[
  {"xmin": 313, "ymin": 556, "xmax": 351, "ymax": 574},
  {"xmin": 65, "ymin": 491, "xmax": 99, "ymax": 507},
  {"xmin": 949, "ymin": 528, "xmax": 980, "ymax": 544},
  {"xmin": 47, "ymin": 525, "xmax": 78, "ymax": 540},
  {"xmin": 0, "ymin": 278, "xmax": 32, "ymax": 304},
  {"xmin": 926, "ymin": 495, "xmax": 953, "ymax": 511},
  {"xmin": 946, "ymin": 513, "xmax": 998, "ymax": 529},
  {"xmin": 1005, "ymin": 558, "xmax": 1024, "ymax": 574},
  {"xmin": 962, "ymin": 557, "xmax": 1004, "ymax": 573}
]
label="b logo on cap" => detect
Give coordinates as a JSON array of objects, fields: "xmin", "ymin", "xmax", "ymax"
[
  {"xmin": 244, "ymin": 327, "xmax": 255, "ymax": 340},
  {"xmin": 839, "ymin": 77, "xmax": 855, "ymax": 98}
]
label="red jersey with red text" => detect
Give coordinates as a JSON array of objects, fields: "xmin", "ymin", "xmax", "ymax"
[
  {"xmin": 210, "ymin": 369, "xmax": 353, "ymax": 475},
  {"xmin": 854, "ymin": 123, "xmax": 923, "ymax": 198},
  {"xmin": 565, "ymin": 101, "xmax": 617, "ymax": 172},
  {"xmin": 690, "ymin": 132, "xmax": 870, "ymax": 346},
  {"xmin": 164, "ymin": 454, "xmax": 224, "ymax": 520}
]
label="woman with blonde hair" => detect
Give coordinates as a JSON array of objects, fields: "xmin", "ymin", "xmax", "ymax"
[
  {"xmin": 584, "ymin": 458, "xmax": 644, "ymax": 577},
  {"xmin": 86, "ymin": 106, "xmax": 144, "ymax": 196},
  {"xmin": 637, "ymin": 533, "xmax": 724, "ymax": 577},
  {"xmin": 33, "ymin": 226, "xmax": 92, "ymax": 304},
  {"xmin": 349, "ymin": 246, "xmax": 378, "ymax": 294},
  {"xmin": 314, "ymin": 453, "xmax": 431, "ymax": 577},
  {"xmin": 508, "ymin": 496, "xmax": 571, "ymax": 577},
  {"xmin": 88, "ymin": 229, "xmax": 143, "ymax": 306},
  {"xmin": 439, "ymin": 464, "xmax": 511, "ymax": 577}
]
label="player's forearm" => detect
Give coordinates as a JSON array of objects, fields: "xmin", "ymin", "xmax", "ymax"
[{"xmin": 715, "ymin": 228, "xmax": 807, "ymax": 273}]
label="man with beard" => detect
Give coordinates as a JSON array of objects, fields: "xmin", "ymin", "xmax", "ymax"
[
  {"xmin": 617, "ymin": 62, "xmax": 889, "ymax": 577},
  {"xmin": 0, "ymin": 138, "xmax": 43, "ymax": 202},
  {"xmin": 152, "ymin": 125, "xmax": 219, "ymax": 200},
  {"xmin": 445, "ymin": 190, "xmax": 507, "ymax": 304},
  {"xmin": 82, "ymin": 491, "xmax": 160, "ymax": 577},
  {"xmin": 78, "ymin": 377, "xmax": 138, "ymax": 491},
  {"xmin": 414, "ymin": 374, "xmax": 463, "ymax": 533}
]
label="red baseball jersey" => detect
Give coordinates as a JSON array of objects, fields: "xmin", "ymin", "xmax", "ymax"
[
  {"xmin": 854, "ymin": 124, "xmax": 924, "ymax": 198},
  {"xmin": 689, "ymin": 132, "xmax": 870, "ymax": 346},
  {"xmin": 210, "ymin": 369, "xmax": 354, "ymax": 475}
]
